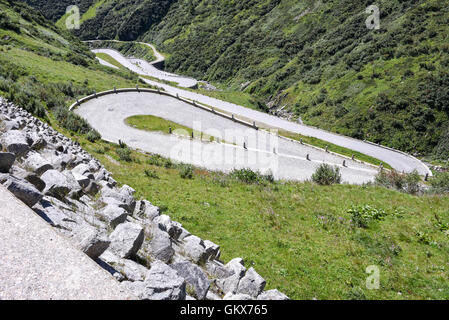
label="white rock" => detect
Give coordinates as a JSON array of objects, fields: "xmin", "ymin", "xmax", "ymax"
[
  {"xmin": 236, "ymin": 267, "xmax": 266, "ymax": 298},
  {"xmin": 109, "ymin": 222, "xmax": 144, "ymax": 259}
]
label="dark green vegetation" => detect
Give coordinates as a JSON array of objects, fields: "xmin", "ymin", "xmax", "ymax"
[
  {"xmin": 0, "ymin": 0, "xmax": 152, "ymax": 138},
  {"xmin": 311, "ymin": 164, "xmax": 342, "ymax": 186},
  {"xmin": 20, "ymin": 0, "xmax": 94, "ymax": 22},
  {"xmin": 23, "ymin": 0, "xmax": 449, "ymax": 159}
]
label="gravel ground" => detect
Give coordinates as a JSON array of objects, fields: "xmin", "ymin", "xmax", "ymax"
[
  {"xmin": 76, "ymin": 92, "xmax": 378, "ymax": 184},
  {"xmin": 0, "ymin": 185, "xmax": 135, "ymax": 300}
]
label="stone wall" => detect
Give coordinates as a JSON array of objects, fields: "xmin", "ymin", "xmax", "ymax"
[{"xmin": 0, "ymin": 96, "xmax": 288, "ymax": 301}]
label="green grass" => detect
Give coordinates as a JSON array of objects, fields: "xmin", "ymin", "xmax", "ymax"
[
  {"xmin": 189, "ymin": 86, "xmax": 260, "ymax": 111},
  {"xmin": 80, "ymin": 0, "xmax": 106, "ymax": 23},
  {"xmin": 125, "ymin": 115, "xmax": 216, "ymax": 142},
  {"xmin": 63, "ymin": 130, "xmax": 449, "ymax": 300},
  {"xmin": 0, "ymin": 47, "xmax": 140, "ymax": 93},
  {"xmin": 95, "ymin": 52, "xmax": 124, "ymax": 70}
]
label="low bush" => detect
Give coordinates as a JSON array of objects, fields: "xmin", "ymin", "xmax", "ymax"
[
  {"xmin": 116, "ymin": 147, "xmax": 132, "ymax": 162},
  {"xmin": 348, "ymin": 205, "xmax": 388, "ymax": 229},
  {"xmin": 311, "ymin": 164, "xmax": 341, "ymax": 185},
  {"xmin": 54, "ymin": 107, "xmax": 92, "ymax": 134},
  {"xmin": 429, "ymin": 172, "xmax": 449, "ymax": 194},
  {"xmin": 144, "ymin": 169, "xmax": 159, "ymax": 179},
  {"xmin": 86, "ymin": 129, "xmax": 101, "ymax": 142},
  {"xmin": 230, "ymin": 168, "xmax": 274, "ymax": 184},
  {"xmin": 375, "ymin": 170, "xmax": 421, "ymax": 194},
  {"xmin": 147, "ymin": 154, "xmax": 173, "ymax": 168},
  {"xmin": 179, "ymin": 165, "xmax": 194, "ymax": 179}
]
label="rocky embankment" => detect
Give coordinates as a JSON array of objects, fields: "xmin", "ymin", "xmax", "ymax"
[{"xmin": 0, "ymin": 97, "xmax": 288, "ymax": 301}]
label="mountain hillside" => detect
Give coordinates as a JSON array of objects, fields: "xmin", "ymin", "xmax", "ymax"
[
  {"xmin": 4, "ymin": 0, "xmax": 449, "ymax": 301},
  {"xmin": 21, "ymin": 0, "xmax": 449, "ymax": 158},
  {"xmin": 0, "ymin": 0, "xmax": 146, "ymax": 138}
]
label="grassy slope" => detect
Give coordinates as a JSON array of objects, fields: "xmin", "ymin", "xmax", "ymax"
[
  {"xmin": 64, "ymin": 131, "xmax": 449, "ymax": 300},
  {"xmin": 94, "ymin": 52, "xmax": 123, "ymax": 69},
  {"xmin": 0, "ymin": 0, "xmax": 148, "ymax": 109}
]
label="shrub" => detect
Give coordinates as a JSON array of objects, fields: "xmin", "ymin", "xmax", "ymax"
[
  {"xmin": 429, "ymin": 172, "xmax": 449, "ymax": 194},
  {"xmin": 116, "ymin": 147, "xmax": 132, "ymax": 162},
  {"xmin": 179, "ymin": 165, "xmax": 194, "ymax": 179},
  {"xmin": 147, "ymin": 154, "xmax": 173, "ymax": 168},
  {"xmin": 54, "ymin": 107, "xmax": 92, "ymax": 134},
  {"xmin": 348, "ymin": 205, "xmax": 388, "ymax": 228},
  {"xmin": 231, "ymin": 168, "xmax": 259, "ymax": 183},
  {"xmin": 311, "ymin": 164, "xmax": 342, "ymax": 185},
  {"xmin": 403, "ymin": 170, "xmax": 421, "ymax": 194},
  {"xmin": 230, "ymin": 168, "xmax": 274, "ymax": 184},
  {"xmin": 86, "ymin": 129, "xmax": 101, "ymax": 142},
  {"xmin": 375, "ymin": 170, "xmax": 422, "ymax": 194},
  {"xmin": 144, "ymin": 169, "xmax": 159, "ymax": 179}
]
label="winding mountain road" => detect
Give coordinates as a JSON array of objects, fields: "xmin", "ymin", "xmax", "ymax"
[
  {"xmin": 85, "ymin": 42, "xmax": 431, "ymax": 179},
  {"xmin": 75, "ymin": 92, "xmax": 378, "ymax": 184},
  {"xmin": 87, "ymin": 40, "xmax": 198, "ymax": 88}
]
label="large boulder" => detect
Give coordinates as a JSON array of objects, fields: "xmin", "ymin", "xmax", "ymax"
[
  {"xmin": 72, "ymin": 224, "xmax": 110, "ymax": 260},
  {"xmin": 30, "ymin": 137, "xmax": 47, "ymax": 151},
  {"xmin": 100, "ymin": 250, "xmax": 148, "ymax": 282},
  {"xmin": 144, "ymin": 226, "xmax": 174, "ymax": 263},
  {"xmin": 153, "ymin": 215, "xmax": 182, "ymax": 239},
  {"xmin": 1, "ymin": 130, "xmax": 30, "ymax": 158},
  {"xmin": 84, "ymin": 180, "xmax": 100, "ymax": 196},
  {"xmin": 72, "ymin": 172, "xmax": 90, "ymax": 189},
  {"xmin": 180, "ymin": 235, "xmax": 209, "ymax": 264},
  {"xmin": 205, "ymin": 260, "xmax": 233, "ymax": 279},
  {"xmin": 23, "ymin": 152, "xmax": 53, "ymax": 175},
  {"xmin": 0, "ymin": 152, "xmax": 15, "ymax": 173},
  {"xmin": 236, "ymin": 267, "xmax": 266, "ymax": 298},
  {"xmin": 171, "ymin": 261, "xmax": 211, "ymax": 300},
  {"xmin": 72, "ymin": 163, "xmax": 94, "ymax": 179},
  {"xmin": 120, "ymin": 259, "xmax": 149, "ymax": 282},
  {"xmin": 22, "ymin": 173, "xmax": 46, "ymax": 192},
  {"xmin": 134, "ymin": 200, "xmax": 160, "ymax": 220},
  {"xmin": 3, "ymin": 176, "xmax": 43, "ymax": 207},
  {"xmin": 109, "ymin": 222, "xmax": 144, "ymax": 259},
  {"xmin": 99, "ymin": 204, "xmax": 128, "ymax": 229},
  {"xmin": 40, "ymin": 169, "xmax": 79, "ymax": 199},
  {"xmin": 141, "ymin": 261, "xmax": 186, "ymax": 300},
  {"xmin": 257, "ymin": 289, "xmax": 289, "ymax": 300},
  {"xmin": 33, "ymin": 199, "xmax": 78, "ymax": 233},
  {"xmin": 216, "ymin": 258, "xmax": 246, "ymax": 294},
  {"xmin": 101, "ymin": 187, "xmax": 136, "ymax": 213},
  {"xmin": 11, "ymin": 167, "xmax": 46, "ymax": 192},
  {"xmin": 204, "ymin": 240, "xmax": 221, "ymax": 260}
]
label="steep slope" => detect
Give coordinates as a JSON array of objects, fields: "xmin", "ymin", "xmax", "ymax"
[
  {"xmin": 21, "ymin": 0, "xmax": 449, "ymax": 158},
  {"xmin": 0, "ymin": 0, "xmax": 147, "ymax": 138}
]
